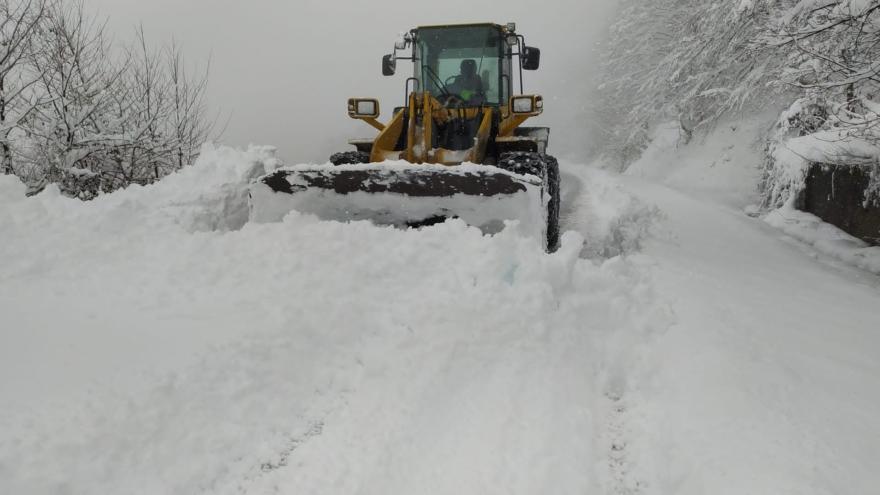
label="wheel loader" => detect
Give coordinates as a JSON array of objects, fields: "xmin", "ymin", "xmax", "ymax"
[{"xmin": 249, "ymin": 22, "xmax": 561, "ymax": 250}]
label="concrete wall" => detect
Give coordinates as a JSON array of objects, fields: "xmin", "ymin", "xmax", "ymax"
[{"xmin": 803, "ymin": 164, "xmax": 880, "ymax": 246}]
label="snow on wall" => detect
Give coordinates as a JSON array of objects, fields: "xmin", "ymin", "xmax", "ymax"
[
  {"xmin": 764, "ymin": 130, "xmax": 880, "ymax": 208},
  {"xmin": 765, "ymin": 207, "xmax": 880, "ymax": 274},
  {"xmin": 762, "ymin": 98, "xmax": 880, "ymax": 209}
]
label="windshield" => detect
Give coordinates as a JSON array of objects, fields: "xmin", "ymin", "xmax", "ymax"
[{"xmin": 415, "ymin": 26, "xmax": 504, "ymax": 106}]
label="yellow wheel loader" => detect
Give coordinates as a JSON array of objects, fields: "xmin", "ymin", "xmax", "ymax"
[{"xmin": 249, "ymin": 23, "xmax": 560, "ymax": 250}]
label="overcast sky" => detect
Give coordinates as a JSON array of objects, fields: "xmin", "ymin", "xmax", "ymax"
[{"xmin": 87, "ymin": 0, "xmax": 617, "ymax": 163}]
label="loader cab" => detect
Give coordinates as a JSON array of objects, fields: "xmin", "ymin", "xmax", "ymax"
[
  {"xmin": 384, "ymin": 23, "xmax": 540, "ymax": 108},
  {"xmin": 415, "ymin": 25, "xmax": 506, "ymax": 106}
]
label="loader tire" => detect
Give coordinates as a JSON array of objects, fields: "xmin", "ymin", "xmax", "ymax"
[
  {"xmin": 497, "ymin": 151, "xmax": 544, "ymax": 176},
  {"xmin": 498, "ymin": 152, "xmax": 561, "ymax": 252},
  {"xmin": 330, "ymin": 151, "xmax": 370, "ymax": 165}
]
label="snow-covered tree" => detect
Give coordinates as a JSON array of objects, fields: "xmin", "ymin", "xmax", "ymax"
[
  {"xmin": 4, "ymin": 1, "xmax": 216, "ymax": 198},
  {"xmin": 596, "ymin": 0, "xmax": 790, "ymax": 168},
  {"xmin": 0, "ymin": 0, "xmax": 47, "ymax": 176},
  {"xmin": 96, "ymin": 29, "xmax": 213, "ymax": 191},
  {"xmin": 762, "ymin": 1, "xmax": 880, "ymax": 132},
  {"xmin": 758, "ymin": 0, "xmax": 880, "ymax": 206},
  {"xmin": 24, "ymin": 0, "xmax": 126, "ymax": 196}
]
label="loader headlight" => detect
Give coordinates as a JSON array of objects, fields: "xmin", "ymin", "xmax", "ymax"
[
  {"xmin": 512, "ymin": 96, "xmax": 533, "ymax": 113},
  {"xmin": 511, "ymin": 95, "xmax": 542, "ymax": 115},
  {"xmin": 348, "ymin": 98, "xmax": 381, "ymax": 119}
]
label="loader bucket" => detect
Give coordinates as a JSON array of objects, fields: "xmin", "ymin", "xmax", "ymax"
[{"xmin": 248, "ymin": 162, "xmax": 550, "ymax": 242}]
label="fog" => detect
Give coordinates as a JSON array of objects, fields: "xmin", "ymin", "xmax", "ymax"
[{"xmin": 88, "ymin": 0, "xmax": 616, "ymax": 163}]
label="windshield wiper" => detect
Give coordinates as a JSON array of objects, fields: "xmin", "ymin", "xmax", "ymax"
[{"xmin": 422, "ymin": 64, "xmax": 451, "ymax": 97}]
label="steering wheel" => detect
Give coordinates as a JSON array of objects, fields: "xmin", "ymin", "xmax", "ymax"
[
  {"xmin": 444, "ymin": 75, "xmax": 458, "ymax": 87},
  {"xmin": 438, "ymin": 93, "xmax": 466, "ymax": 108}
]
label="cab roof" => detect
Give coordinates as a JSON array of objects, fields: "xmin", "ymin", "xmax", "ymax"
[{"xmin": 415, "ymin": 23, "xmax": 509, "ymax": 33}]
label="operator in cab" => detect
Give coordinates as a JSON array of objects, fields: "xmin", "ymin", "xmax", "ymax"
[{"xmin": 447, "ymin": 59, "xmax": 485, "ymax": 105}]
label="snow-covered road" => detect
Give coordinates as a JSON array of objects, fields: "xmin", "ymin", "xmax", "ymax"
[
  {"xmin": 1, "ymin": 146, "xmax": 878, "ymax": 494},
  {"xmin": 612, "ymin": 176, "xmax": 880, "ymax": 493}
]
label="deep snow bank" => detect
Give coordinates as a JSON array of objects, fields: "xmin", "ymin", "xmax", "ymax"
[
  {"xmin": 0, "ymin": 143, "xmax": 283, "ymax": 236},
  {"xmin": 4, "ymin": 142, "xmax": 880, "ymax": 495},
  {"xmin": 0, "ymin": 146, "xmax": 669, "ymax": 494}
]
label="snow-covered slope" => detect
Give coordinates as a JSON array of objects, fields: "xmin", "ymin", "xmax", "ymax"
[
  {"xmin": 623, "ymin": 118, "xmax": 768, "ymax": 208},
  {"xmin": 1, "ymin": 142, "xmax": 879, "ymax": 494}
]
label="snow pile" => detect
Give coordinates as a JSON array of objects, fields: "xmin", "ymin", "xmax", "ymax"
[
  {"xmin": 1, "ymin": 147, "xmax": 677, "ymax": 494},
  {"xmin": 561, "ymin": 164, "xmax": 662, "ymax": 259},
  {"xmin": 116, "ymin": 143, "xmax": 285, "ymax": 232},
  {"xmin": 0, "ymin": 213, "xmax": 615, "ymax": 494},
  {"xmin": 3, "ymin": 143, "xmax": 283, "ymax": 234},
  {"xmin": 765, "ymin": 207, "xmax": 880, "ymax": 274}
]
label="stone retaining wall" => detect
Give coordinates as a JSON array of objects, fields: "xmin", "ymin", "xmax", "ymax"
[{"xmin": 803, "ymin": 164, "xmax": 880, "ymax": 246}]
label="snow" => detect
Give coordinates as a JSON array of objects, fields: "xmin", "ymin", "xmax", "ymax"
[
  {"xmin": 835, "ymin": 0, "xmax": 874, "ymax": 16},
  {"xmin": 785, "ymin": 130, "xmax": 880, "ymax": 166},
  {"xmin": 765, "ymin": 206, "xmax": 880, "ymax": 274},
  {"xmin": 736, "ymin": 0, "xmax": 753, "ymax": 13},
  {"xmin": 623, "ymin": 119, "xmax": 766, "ymax": 208},
  {"xmin": 2, "ymin": 138, "xmax": 880, "ymax": 494},
  {"xmin": 563, "ymin": 164, "xmax": 662, "ymax": 259},
  {"xmin": 764, "ymin": 97, "xmax": 880, "ymax": 209},
  {"xmin": 618, "ymin": 174, "xmax": 880, "ymax": 495}
]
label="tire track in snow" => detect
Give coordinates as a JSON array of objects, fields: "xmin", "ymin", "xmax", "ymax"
[
  {"xmin": 239, "ymin": 251, "xmax": 670, "ymax": 493},
  {"xmin": 590, "ymin": 255, "xmax": 676, "ymax": 495},
  {"xmin": 602, "ymin": 390, "xmax": 642, "ymax": 495}
]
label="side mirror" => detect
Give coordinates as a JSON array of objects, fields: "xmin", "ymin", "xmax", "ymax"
[
  {"xmin": 521, "ymin": 46, "xmax": 540, "ymax": 71},
  {"xmin": 382, "ymin": 54, "xmax": 396, "ymax": 76}
]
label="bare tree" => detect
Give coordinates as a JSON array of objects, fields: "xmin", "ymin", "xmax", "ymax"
[
  {"xmin": 597, "ymin": 0, "xmax": 790, "ymax": 167},
  {"xmin": 108, "ymin": 25, "xmax": 172, "ymax": 188},
  {"xmin": 0, "ymin": 0, "xmax": 48, "ymax": 175},
  {"xmin": 26, "ymin": 0, "xmax": 128, "ymax": 196},
  {"xmin": 0, "ymin": 0, "xmax": 215, "ymax": 197},
  {"xmin": 761, "ymin": 1, "xmax": 880, "ymax": 135},
  {"xmin": 105, "ymin": 29, "xmax": 214, "ymax": 190},
  {"xmin": 758, "ymin": 1, "xmax": 880, "ymax": 206},
  {"xmin": 165, "ymin": 38, "xmax": 212, "ymax": 172}
]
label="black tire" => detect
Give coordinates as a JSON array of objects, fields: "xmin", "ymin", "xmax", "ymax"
[
  {"xmin": 544, "ymin": 155, "xmax": 561, "ymax": 252},
  {"xmin": 497, "ymin": 151, "xmax": 545, "ymax": 176},
  {"xmin": 498, "ymin": 152, "xmax": 561, "ymax": 252},
  {"xmin": 330, "ymin": 151, "xmax": 370, "ymax": 165}
]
